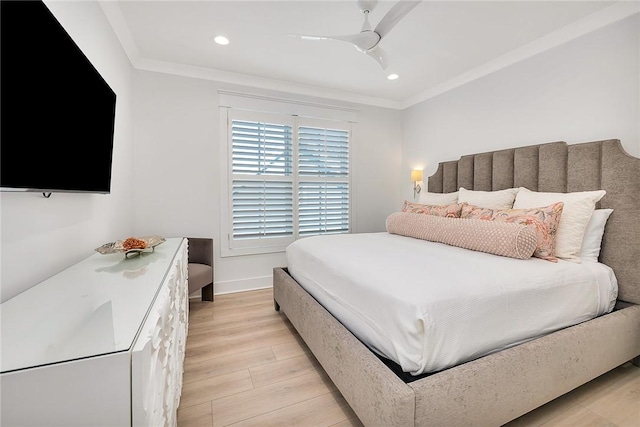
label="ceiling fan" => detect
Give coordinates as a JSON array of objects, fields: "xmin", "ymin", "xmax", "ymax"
[{"xmin": 293, "ymin": 0, "xmax": 421, "ymax": 70}]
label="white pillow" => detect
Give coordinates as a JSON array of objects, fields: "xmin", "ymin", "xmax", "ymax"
[
  {"xmin": 458, "ymin": 187, "xmax": 520, "ymax": 210},
  {"xmin": 418, "ymin": 191, "xmax": 459, "ymax": 206},
  {"xmin": 578, "ymin": 208, "xmax": 613, "ymax": 263},
  {"xmin": 513, "ymin": 188, "xmax": 606, "ymax": 262}
]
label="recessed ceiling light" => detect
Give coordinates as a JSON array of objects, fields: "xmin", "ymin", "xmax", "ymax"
[
  {"xmin": 214, "ymin": 35, "xmax": 229, "ymax": 46},
  {"xmin": 387, "ymin": 73, "xmax": 399, "ymax": 80}
]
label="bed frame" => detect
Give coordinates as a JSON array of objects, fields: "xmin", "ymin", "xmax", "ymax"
[{"xmin": 273, "ymin": 138, "xmax": 640, "ymax": 426}]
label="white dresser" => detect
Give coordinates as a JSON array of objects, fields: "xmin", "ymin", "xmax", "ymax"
[{"xmin": 0, "ymin": 237, "xmax": 189, "ymax": 427}]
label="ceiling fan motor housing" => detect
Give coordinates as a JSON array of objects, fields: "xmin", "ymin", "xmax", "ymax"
[{"xmin": 354, "ymin": 31, "xmax": 382, "ymax": 52}]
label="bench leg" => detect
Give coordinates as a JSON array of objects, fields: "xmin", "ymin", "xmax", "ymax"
[
  {"xmin": 274, "ymin": 299, "xmax": 280, "ymax": 311},
  {"xmin": 201, "ymin": 283, "xmax": 214, "ymax": 301}
]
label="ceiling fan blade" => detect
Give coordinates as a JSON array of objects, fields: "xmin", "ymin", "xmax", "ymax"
[
  {"xmin": 330, "ymin": 33, "xmax": 372, "ymax": 46},
  {"xmin": 374, "ymin": 0, "xmax": 421, "ymax": 39},
  {"xmin": 288, "ymin": 34, "xmax": 330, "ymax": 41},
  {"xmin": 291, "ymin": 32, "xmax": 379, "ymax": 52},
  {"xmin": 366, "ymin": 47, "xmax": 388, "ymax": 69}
]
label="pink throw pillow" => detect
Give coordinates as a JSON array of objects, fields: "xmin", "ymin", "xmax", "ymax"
[
  {"xmin": 461, "ymin": 202, "xmax": 564, "ymax": 262},
  {"xmin": 402, "ymin": 201, "xmax": 464, "ymax": 218}
]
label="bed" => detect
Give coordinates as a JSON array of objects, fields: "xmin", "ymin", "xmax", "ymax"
[{"xmin": 273, "ymin": 138, "xmax": 640, "ymax": 426}]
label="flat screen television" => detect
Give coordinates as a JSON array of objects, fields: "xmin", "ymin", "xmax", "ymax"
[{"xmin": 1, "ymin": 0, "xmax": 117, "ymax": 194}]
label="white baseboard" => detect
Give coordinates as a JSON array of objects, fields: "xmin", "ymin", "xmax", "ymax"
[{"xmin": 189, "ymin": 275, "xmax": 273, "ymax": 299}]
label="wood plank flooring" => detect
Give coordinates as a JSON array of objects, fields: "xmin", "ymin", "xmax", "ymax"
[{"xmin": 177, "ymin": 289, "xmax": 640, "ymax": 427}]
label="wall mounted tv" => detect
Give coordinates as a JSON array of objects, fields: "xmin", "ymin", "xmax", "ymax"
[{"xmin": 1, "ymin": 0, "xmax": 117, "ymax": 194}]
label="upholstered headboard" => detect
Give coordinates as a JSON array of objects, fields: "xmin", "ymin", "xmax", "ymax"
[{"xmin": 427, "ymin": 139, "xmax": 640, "ymax": 305}]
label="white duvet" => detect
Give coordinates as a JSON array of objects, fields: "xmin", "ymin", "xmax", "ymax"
[{"xmin": 286, "ymin": 232, "xmax": 618, "ymax": 375}]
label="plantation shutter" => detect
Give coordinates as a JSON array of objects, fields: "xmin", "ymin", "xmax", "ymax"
[
  {"xmin": 230, "ymin": 116, "xmax": 294, "ymax": 245},
  {"xmin": 223, "ymin": 109, "xmax": 351, "ymax": 256},
  {"xmin": 232, "ymin": 180, "xmax": 293, "ymax": 239},
  {"xmin": 231, "ymin": 120, "xmax": 293, "ymax": 176},
  {"xmin": 298, "ymin": 127, "xmax": 349, "ymax": 176},
  {"xmin": 298, "ymin": 182, "xmax": 349, "ymax": 236},
  {"xmin": 298, "ymin": 124, "xmax": 350, "ymax": 237}
]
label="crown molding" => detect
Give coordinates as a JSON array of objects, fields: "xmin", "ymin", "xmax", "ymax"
[
  {"xmin": 98, "ymin": 1, "xmax": 140, "ymax": 67},
  {"xmin": 134, "ymin": 57, "xmax": 403, "ymax": 109}
]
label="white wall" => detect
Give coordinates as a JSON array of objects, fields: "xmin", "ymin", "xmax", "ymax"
[
  {"xmin": 0, "ymin": 1, "xmax": 136, "ymax": 302},
  {"xmin": 402, "ymin": 14, "xmax": 640, "ymax": 190},
  {"xmin": 131, "ymin": 71, "xmax": 403, "ymax": 294}
]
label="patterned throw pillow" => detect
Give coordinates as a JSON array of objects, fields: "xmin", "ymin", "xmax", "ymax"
[
  {"xmin": 513, "ymin": 188, "xmax": 606, "ymax": 262},
  {"xmin": 401, "ymin": 201, "xmax": 464, "ymax": 218},
  {"xmin": 461, "ymin": 202, "xmax": 564, "ymax": 262},
  {"xmin": 386, "ymin": 212, "xmax": 537, "ymax": 260}
]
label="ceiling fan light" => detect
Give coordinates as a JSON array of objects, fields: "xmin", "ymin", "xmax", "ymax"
[
  {"xmin": 387, "ymin": 73, "xmax": 399, "ymax": 80},
  {"xmin": 214, "ymin": 35, "xmax": 229, "ymax": 46}
]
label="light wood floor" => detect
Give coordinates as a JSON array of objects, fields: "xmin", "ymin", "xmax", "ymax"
[{"xmin": 177, "ymin": 289, "xmax": 640, "ymax": 427}]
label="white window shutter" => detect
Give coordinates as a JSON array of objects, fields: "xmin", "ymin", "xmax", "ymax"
[
  {"xmin": 299, "ymin": 182, "xmax": 349, "ymax": 236},
  {"xmin": 298, "ymin": 126, "xmax": 349, "ymax": 176},
  {"xmin": 224, "ymin": 112, "xmax": 351, "ymax": 256},
  {"xmin": 232, "ymin": 120, "xmax": 292, "ymax": 176},
  {"xmin": 232, "ymin": 180, "xmax": 293, "ymax": 239},
  {"xmin": 298, "ymin": 125, "xmax": 350, "ymax": 237}
]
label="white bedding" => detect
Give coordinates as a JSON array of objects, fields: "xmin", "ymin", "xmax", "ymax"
[{"xmin": 286, "ymin": 232, "xmax": 618, "ymax": 375}]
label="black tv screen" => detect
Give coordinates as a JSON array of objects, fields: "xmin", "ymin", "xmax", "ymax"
[{"xmin": 1, "ymin": 0, "xmax": 117, "ymax": 194}]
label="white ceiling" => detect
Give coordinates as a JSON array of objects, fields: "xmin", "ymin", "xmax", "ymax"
[{"xmin": 102, "ymin": 1, "xmax": 639, "ymax": 109}]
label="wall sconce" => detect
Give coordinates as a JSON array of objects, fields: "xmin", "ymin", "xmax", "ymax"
[{"xmin": 411, "ymin": 170, "xmax": 423, "ymax": 199}]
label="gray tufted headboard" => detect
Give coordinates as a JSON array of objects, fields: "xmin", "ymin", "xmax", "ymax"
[{"xmin": 427, "ymin": 139, "xmax": 640, "ymax": 304}]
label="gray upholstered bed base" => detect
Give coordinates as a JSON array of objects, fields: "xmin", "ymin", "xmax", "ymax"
[{"xmin": 273, "ymin": 139, "xmax": 640, "ymax": 426}]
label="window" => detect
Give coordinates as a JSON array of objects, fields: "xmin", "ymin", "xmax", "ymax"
[{"xmin": 221, "ymin": 109, "xmax": 351, "ymax": 256}]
